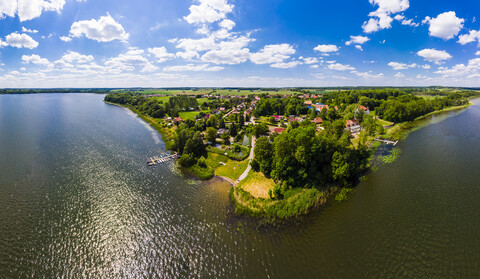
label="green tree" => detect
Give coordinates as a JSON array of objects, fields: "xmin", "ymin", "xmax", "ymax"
[{"xmin": 205, "ymin": 127, "xmax": 218, "ymax": 144}]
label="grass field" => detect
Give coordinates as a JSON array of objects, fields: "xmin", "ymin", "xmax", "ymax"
[
  {"xmin": 215, "ymin": 159, "xmax": 249, "ymax": 181},
  {"xmin": 178, "ymin": 111, "xmax": 201, "ymax": 120},
  {"xmin": 238, "ymin": 171, "xmax": 276, "ymax": 199}
]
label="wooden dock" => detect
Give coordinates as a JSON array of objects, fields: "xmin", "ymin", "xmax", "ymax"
[
  {"xmin": 147, "ymin": 153, "xmax": 179, "ymax": 166},
  {"xmin": 374, "ymin": 138, "xmax": 399, "ymax": 146}
]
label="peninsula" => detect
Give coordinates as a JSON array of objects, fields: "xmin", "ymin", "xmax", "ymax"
[{"xmin": 104, "ymin": 87, "xmax": 476, "ymax": 222}]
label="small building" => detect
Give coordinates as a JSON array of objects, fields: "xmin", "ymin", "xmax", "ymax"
[
  {"xmin": 346, "ymin": 119, "xmax": 361, "ymax": 133},
  {"xmin": 304, "ymin": 100, "xmax": 312, "ymax": 106},
  {"xmin": 274, "ymin": 128, "xmax": 286, "ymax": 134},
  {"xmin": 314, "ymin": 103, "xmax": 329, "ymax": 112},
  {"xmin": 219, "ymin": 107, "xmax": 226, "ymax": 111},
  {"xmin": 357, "ymin": 105, "xmax": 370, "ymax": 115},
  {"xmin": 217, "ymin": 129, "xmax": 227, "ymax": 135},
  {"xmin": 313, "ymin": 117, "xmax": 323, "ymax": 125},
  {"xmin": 174, "ymin": 117, "xmax": 183, "ymax": 123}
]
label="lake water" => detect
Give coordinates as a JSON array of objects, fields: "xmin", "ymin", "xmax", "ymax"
[{"xmin": 1, "ymin": 94, "xmax": 480, "ymax": 278}]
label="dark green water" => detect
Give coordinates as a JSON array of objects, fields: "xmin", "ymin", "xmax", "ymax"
[{"xmin": 1, "ymin": 94, "xmax": 480, "ymax": 278}]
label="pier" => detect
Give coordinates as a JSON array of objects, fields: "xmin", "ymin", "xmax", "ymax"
[
  {"xmin": 374, "ymin": 138, "xmax": 399, "ymax": 146},
  {"xmin": 147, "ymin": 153, "xmax": 179, "ymax": 166}
]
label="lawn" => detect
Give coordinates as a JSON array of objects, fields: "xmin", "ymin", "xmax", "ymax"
[
  {"xmin": 179, "ymin": 111, "xmax": 201, "ymax": 120},
  {"xmin": 238, "ymin": 171, "xmax": 276, "ymax": 199},
  {"xmin": 215, "ymin": 159, "xmax": 249, "ymax": 181}
]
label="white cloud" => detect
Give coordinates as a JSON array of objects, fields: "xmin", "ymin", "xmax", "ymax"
[
  {"xmin": 0, "ymin": 0, "xmax": 65, "ymax": 22},
  {"xmin": 476, "ymin": 51, "xmax": 480, "ymax": 56},
  {"xmin": 202, "ymin": 36, "xmax": 252, "ymax": 64},
  {"xmin": 184, "ymin": 0, "xmax": 234, "ymax": 24},
  {"xmin": 104, "ymin": 48, "xmax": 153, "ymax": 72},
  {"xmin": 59, "ymin": 36, "xmax": 72, "ymax": 42},
  {"xmin": 60, "ymin": 51, "xmax": 94, "ymax": 64},
  {"xmin": 362, "ymin": 0, "xmax": 409, "ymax": 33},
  {"xmin": 69, "ymin": 14, "xmax": 129, "ymax": 42},
  {"xmin": 328, "ymin": 63, "xmax": 355, "ymax": 71},
  {"xmin": 313, "ymin": 44, "xmax": 339, "ymax": 54},
  {"xmin": 423, "ymin": 12, "xmax": 464, "ymax": 40},
  {"xmin": 148, "ymin": 47, "xmax": 176, "ymax": 63},
  {"xmin": 250, "ymin": 44, "xmax": 295, "ymax": 64},
  {"xmin": 422, "ymin": 64, "xmax": 431, "ymax": 69},
  {"xmin": 270, "ymin": 61, "xmax": 302, "ymax": 69},
  {"xmin": 394, "ymin": 72, "xmax": 405, "ymax": 78},
  {"xmin": 21, "ymin": 27, "xmax": 38, "ymax": 33},
  {"xmin": 388, "ymin": 61, "xmax": 417, "ymax": 70},
  {"xmin": 354, "ymin": 71, "xmax": 384, "ymax": 79},
  {"xmin": 434, "ymin": 58, "xmax": 480, "ymax": 78},
  {"xmin": 302, "ymin": 57, "xmax": 318, "ymax": 64},
  {"xmin": 458, "ymin": 30, "xmax": 480, "ymax": 45},
  {"xmin": 22, "ymin": 54, "xmax": 51, "ymax": 66},
  {"xmin": 219, "ymin": 19, "xmax": 235, "ymax": 30},
  {"xmin": 417, "ymin": 49, "xmax": 452, "ymax": 64},
  {"xmin": 345, "ymin": 35, "xmax": 369, "ymax": 46},
  {"xmin": 393, "ymin": 14, "xmax": 419, "ymax": 27},
  {"xmin": 355, "ymin": 45, "xmax": 363, "ymax": 51},
  {"xmin": 3, "ymin": 32, "xmax": 38, "ymax": 49},
  {"xmin": 163, "ymin": 64, "xmax": 224, "ymax": 72}
]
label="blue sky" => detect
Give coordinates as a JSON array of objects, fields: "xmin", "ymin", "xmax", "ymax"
[{"xmin": 0, "ymin": 0, "xmax": 479, "ymax": 87}]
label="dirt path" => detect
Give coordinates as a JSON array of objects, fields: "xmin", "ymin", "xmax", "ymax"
[{"xmin": 236, "ymin": 136, "xmax": 255, "ymax": 184}]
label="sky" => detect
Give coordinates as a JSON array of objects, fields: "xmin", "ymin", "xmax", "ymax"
[{"xmin": 0, "ymin": 0, "xmax": 479, "ymax": 88}]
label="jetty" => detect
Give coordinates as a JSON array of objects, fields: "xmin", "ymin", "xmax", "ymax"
[
  {"xmin": 374, "ymin": 138, "xmax": 399, "ymax": 146},
  {"xmin": 147, "ymin": 153, "xmax": 179, "ymax": 166}
]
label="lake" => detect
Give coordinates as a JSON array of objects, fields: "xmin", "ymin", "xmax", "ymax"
[{"xmin": 1, "ymin": 94, "xmax": 479, "ymax": 278}]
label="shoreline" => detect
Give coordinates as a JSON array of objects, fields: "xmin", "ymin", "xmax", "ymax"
[{"xmin": 384, "ymin": 102, "xmax": 473, "ymax": 141}]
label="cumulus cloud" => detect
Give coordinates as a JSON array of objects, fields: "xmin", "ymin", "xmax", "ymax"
[
  {"xmin": 270, "ymin": 61, "xmax": 302, "ymax": 69},
  {"xmin": 388, "ymin": 62, "xmax": 417, "ymax": 70},
  {"xmin": 394, "ymin": 72, "xmax": 405, "ymax": 78},
  {"xmin": 60, "ymin": 51, "xmax": 94, "ymax": 64},
  {"xmin": 313, "ymin": 44, "xmax": 339, "ymax": 53},
  {"xmin": 104, "ymin": 48, "xmax": 154, "ymax": 72},
  {"xmin": 434, "ymin": 58, "xmax": 480, "ymax": 78},
  {"xmin": 202, "ymin": 36, "xmax": 252, "ymax": 64},
  {"xmin": 68, "ymin": 14, "xmax": 129, "ymax": 42},
  {"xmin": 353, "ymin": 71, "xmax": 384, "ymax": 79},
  {"xmin": 362, "ymin": 0, "xmax": 409, "ymax": 33},
  {"xmin": 301, "ymin": 57, "xmax": 319, "ymax": 64},
  {"xmin": 21, "ymin": 27, "xmax": 38, "ymax": 34},
  {"xmin": 59, "ymin": 36, "xmax": 72, "ymax": 42},
  {"xmin": 22, "ymin": 54, "xmax": 51, "ymax": 66},
  {"xmin": 3, "ymin": 32, "xmax": 38, "ymax": 49},
  {"xmin": 345, "ymin": 35, "xmax": 369, "ymax": 46},
  {"xmin": 184, "ymin": 0, "xmax": 233, "ymax": 24},
  {"xmin": 417, "ymin": 49, "xmax": 452, "ymax": 64},
  {"xmin": 250, "ymin": 44, "xmax": 295, "ymax": 64},
  {"xmin": 423, "ymin": 12, "xmax": 464, "ymax": 40},
  {"xmin": 163, "ymin": 64, "xmax": 224, "ymax": 72},
  {"xmin": 328, "ymin": 63, "xmax": 355, "ymax": 71},
  {"xmin": 148, "ymin": 47, "xmax": 176, "ymax": 63},
  {"xmin": 393, "ymin": 14, "xmax": 419, "ymax": 27},
  {"xmin": 0, "ymin": 0, "xmax": 65, "ymax": 22},
  {"xmin": 458, "ymin": 30, "xmax": 480, "ymax": 45}
]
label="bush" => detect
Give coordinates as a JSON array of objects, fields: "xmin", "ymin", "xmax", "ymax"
[
  {"xmin": 250, "ymin": 159, "xmax": 260, "ymax": 172},
  {"xmin": 197, "ymin": 156, "xmax": 207, "ymax": 168},
  {"xmin": 179, "ymin": 153, "xmax": 196, "ymax": 167}
]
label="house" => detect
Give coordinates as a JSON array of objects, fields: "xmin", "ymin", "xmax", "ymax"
[
  {"xmin": 313, "ymin": 117, "xmax": 323, "ymax": 125},
  {"xmin": 217, "ymin": 129, "xmax": 227, "ymax": 135},
  {"xmin": 174, "ymin": 117, "xmax": 183, "ymax": 123},
  {"xmin": 357, "ymin": 105, "xmax": 370, "ymax": 115},
  {"xmin": 272, "ymin": 115, "xmax": 284, "ymax": 122},
  {"xmin": 314, "ymin": 103, "xmax": 329, "ymax": 112},
  {"xmin": 304, "ymin": 100, "xmax": 312, "ymax": 106},
  {"xmin": 346, "ymin": 119, "xmax": 361, "ymax": 133},
  {"xmin": 219, "ymin": 107, "xmax": 226, "ymax": 111},
  {"xmin": 274, "ymin": 128, "xmax": 286, "ymax": 134}
]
